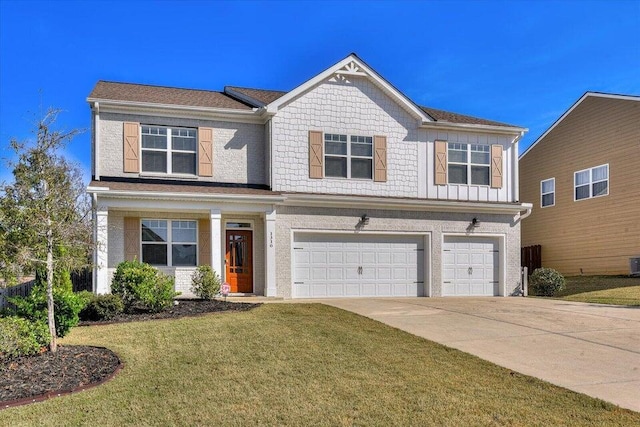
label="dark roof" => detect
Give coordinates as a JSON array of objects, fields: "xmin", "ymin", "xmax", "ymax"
[
  {"xmin": 420, "ymin": 106, "xmax": 516, "ymax": 128},
  {"xmin": 225, "ymin": 86, "xmax": 287, "ymax": 105},
  {"xmin": 88, "ymin": 81, "xmax": 253, "ymax": 110},
  {"xmin": 89, "ymin": 180, "xmax": 280, "ymax": 196}
]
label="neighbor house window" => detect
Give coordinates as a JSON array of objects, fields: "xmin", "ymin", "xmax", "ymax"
[
  {"xmin": 324, "ymin": 133, "xmax": 373, "ymax": 179},
  {"xmin": 541, "ymin": 178, "xmax": 555, "ymax": 207},
  {"xmin": 141, "ymin": 126, "xmax": 197, "ymax": 175},
  {"xmin": 141, "ymin": 220, "xmax": 197, "ymax": 266},
  {"xmin": 448, "ymin": 143, "xmax": 490, "ymax": 185},
  {"xmin": 574, "ymin": 164, "xmax": 608, "ymax": 201}
]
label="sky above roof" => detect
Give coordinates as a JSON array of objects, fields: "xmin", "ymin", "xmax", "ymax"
[{"xmin": 1, "ymin": 0, "xmax": 638, "ymax": 184}]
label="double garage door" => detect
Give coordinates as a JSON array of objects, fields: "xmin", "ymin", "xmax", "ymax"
[{"xmin": 293, "ymin": 233, "xmax": 425, "ymax": 298}]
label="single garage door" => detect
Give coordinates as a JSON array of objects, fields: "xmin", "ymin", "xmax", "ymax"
[
  {"xmin": 443, "ymin": 236, "xmax": 499, "ymax": 296},
  {"xmin": 293, "ymin": 233, "xmax": 425, "ymax": 298}
]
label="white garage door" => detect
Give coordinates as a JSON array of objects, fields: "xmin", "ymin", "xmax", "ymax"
[
  {"xmin": 443, "ymin": 236, "xmax": 499, "ymax": 296},
  {"xmin": 293, "ymin": 233, "xmax": 425, "ymax": 298}
]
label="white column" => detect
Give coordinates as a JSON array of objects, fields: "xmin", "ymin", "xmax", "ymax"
[
  {"xmin": 264, "ymin": 208, "xmax": 277, "ymax": 297},
  {"xmin": 210, "ymin": 209, "xmax": 222, "ymax": 277},
  {"xmin": 95, "ymin": 207, "xmax": 109, "ymax": 294}
]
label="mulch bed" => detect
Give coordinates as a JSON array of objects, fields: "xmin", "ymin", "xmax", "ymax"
[{"xmin": 1, "ymin": 299, "xmax": 261, "ymax": 408}]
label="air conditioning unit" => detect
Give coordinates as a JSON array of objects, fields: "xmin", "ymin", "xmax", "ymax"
[{"xmin": 630, "ymin": 257, "xmax": 640, "ymax": 276}]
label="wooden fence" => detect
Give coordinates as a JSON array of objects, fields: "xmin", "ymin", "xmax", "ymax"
[
  {"xmin": 521, "ymin": 245, "xmax": 542, "ymax": 275},
  {"xmin": 0, "ymin": 280, "xmax": 36, "ymax": 310}
]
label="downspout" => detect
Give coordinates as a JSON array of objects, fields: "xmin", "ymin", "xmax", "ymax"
[
  {"xmin": 519, "ymin": 203, "xmax": 533, "ymax": 221},
  {"xmin": 91, "ymin": 192, "xmax": 98, "ymax": 294}
]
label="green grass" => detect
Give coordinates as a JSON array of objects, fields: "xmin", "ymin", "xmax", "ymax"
[
  {"xmin": 1, "ymin": 304, "xmax": 638, "ymax": 426},
  {"xmin": 541, "ymin": 275, "xmax": 640, "ymax": 306}
]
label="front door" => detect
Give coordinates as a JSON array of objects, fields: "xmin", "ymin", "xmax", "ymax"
[{"xmin": 225, "ymin": 230, "xmax": 253, "ymax": 293}]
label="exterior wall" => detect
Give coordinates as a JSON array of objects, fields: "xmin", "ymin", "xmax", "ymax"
[
  {"xmin": 98, "ymin": 112, "xmax": 266, "ymax": 185},
  {"xmin": 271, "ymin": 76, "xmax": 422, "ymax": 197},
  {"xmin": 520, "ymin": 96, "xmax": 640, "ymax": 275},
  {"xmin": 275, "ymin": 205, "xmax": 522, "ymax": 298}
]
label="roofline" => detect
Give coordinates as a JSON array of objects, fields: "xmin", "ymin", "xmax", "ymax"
[
  {"xmin": 87, "ymin": 186, "xmax": 286, "ymax": 204},
  {"xmin": 419, "ymin": 120, "xmax": 527, "ymax": 135},
  {"xmin": 224, "ymin": 87, "xmax": 267, "ymax": 108},
  {"xmin": 264, "ymin": 54, "xmax": 432, "ymax": 122},
  {"xmin": 520, "ymin": 91, "xmax": 640, "ymax": 159}
]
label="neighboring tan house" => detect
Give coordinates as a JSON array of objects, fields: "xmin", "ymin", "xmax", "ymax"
[
  {"xmin": 520, "ymin": 92, "xmax": 640, "ymax": 275},
  {"xmin": 87, "ymin": 53, "xmax": 531, "ymax": 299}
]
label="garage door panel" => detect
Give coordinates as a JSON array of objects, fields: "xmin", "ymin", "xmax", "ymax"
[
  {"xmin": 293, "ymin": 233, "xmax": 425, "ymax": 298},
  {"xmin": 443, "ymin": 236, "xmax": 499, "ymax": 297}
]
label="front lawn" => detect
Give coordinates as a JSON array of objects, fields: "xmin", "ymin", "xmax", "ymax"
[
  {"xmin": 546, "ymin": 275, "xmax": 640, "ymax": 306},
  {"xmin": 1, "ymin": 304, "xmax": 637, "ymax": 426}
]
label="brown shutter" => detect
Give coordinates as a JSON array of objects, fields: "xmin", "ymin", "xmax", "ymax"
[
  {"xmin": 198, "ymin": 218, "xmax": 211, "ymax": 267},
  {"xmin": 124, "ymin": 217, "xmax": 140, "ymax": 261},
  {"xmin": 373, "ymin": 135, "xmax": 387, "ymax": 182},
  {"xmin": 309, "ymin": 130, "xmax": 323, "ymax": 179},
  {"xmin": 123, "ymin": 122, "xmax": 140, "ymax": 173},
  {"xmin": 198, "ymin": 127, "xmax": 213, "ymax": 177},
  {"xmin": 491, "ymin": 144, "xmax": 503, "ymax": 188},
  {"xmin": 434, "ymin": 140, "xmax": 447, "ymax": 185}
]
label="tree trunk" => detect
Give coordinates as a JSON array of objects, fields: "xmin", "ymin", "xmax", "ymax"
[{"xmin": 44, "ymin": 180, "xmax": 57, "ymax": 353}]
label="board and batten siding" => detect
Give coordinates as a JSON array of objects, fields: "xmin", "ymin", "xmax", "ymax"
[{"xmin": 520, "ymin": 96, "xmax": 640, "ymax": 275}]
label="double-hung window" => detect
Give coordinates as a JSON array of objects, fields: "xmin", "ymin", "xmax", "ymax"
[
  {"xmin": 541, "ymin": 178, "xmax": 555, "ymax": 207},
  {"xmin": 448, "ymin": 143, "xmax": 490, "ymax": 185},
  {"xmin": 141, "ymin": 126, "xmax": 197, "ymax": 175},
  {"xmin": 574, "ymin": 164, "xmax": 608, "ymax": 201},
  {"xmin": 324, "ymin": 134, "xmax": 373, "ymax": 179},
  {"xmin": 141, "ymin": 220, "xmax": 197, "ymax": 266}
]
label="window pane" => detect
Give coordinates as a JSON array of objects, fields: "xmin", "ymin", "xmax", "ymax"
[
  {"xmin": 592, "ymin": 165, "xmax": 608, "ymax": 181},
  {"xmin": 448, "ymin": 164, "xmax": 467, "ymax": 184},
  {"xmin": 593, "ymin": 181, "xmax": 608, "ymax": 197},
  {"xmin": 325, "ymin": 157, "xmax": 347, "ymax": 177},
  {"xmin": 575, "ymin": 170, "xmax": 590, "ymax": 186},
  {"xmin": 142, "ymin": 220, "xmax": 167, "ymax": 242},
  {"xmin": 351, "ymin": 158, "xmax": 372, "ymax": 179},
  {"xmin": 351, "ymin": 143, "xmax": 373, "ymax": 157},
  {"xmin": 542, "ymin": 193, "xmax": 554, "ymax": 207},
  {"xmin": 471, "ymin": 165, "xmax": 490, "ymax": 185},
  {"xmin": 141, "ymin": 134, "xmax": 167, "ymax": 149},
  {"xmin": 142, "ymin": 244, "xmax": 167, "ymax": 265},
  {"xmin": 172, "ymin": 152, "xmax": 196, "ymax": 174},
  {"xmin": 448, "ymin": 149, "xmax": 467, "ymax": 163},
  {"xmin": 172, "ymin": 221, "xmax": 197, "ymax": 243},
  {"xmin": 576, "ymin": 184, "xmax": 590, "ymax": 200},
  {"xmin": 172, "ymin": 136, "xmax": 196, "ymax": 151},
  {"xmin": 541, "ymin": 179, "xmax": 554, "ymax": 193},
  {"xmin": 172, "ymin": 244, "xmax": 197, "ymax": 266},
  {"xmin": 471, "ymin": 151, "xmax": 490, "ymax": 165},
  {"xmin": 142, "ymin": 151, "xmax": 167, "ymax": 173},
  {"xmin": 325, "ymin": 141, "xmax": 347, "ymax": 155}
]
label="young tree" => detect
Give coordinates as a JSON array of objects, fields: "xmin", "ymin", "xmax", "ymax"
[{"xmin": 0, "ymin": 108, "xmax": 91, "ymax": 352}]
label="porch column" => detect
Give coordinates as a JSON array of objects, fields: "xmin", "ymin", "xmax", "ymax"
[
  {"xmin": 95, "ymin": 207, "xmax": 109, "ymax": 294},
  {"xmin": 210, "ymin": 209, "xmax": 222, "ymax": 278},
  {"xmin": 264, "ymin": 208, "xmax": 277, "ymax": 297}
]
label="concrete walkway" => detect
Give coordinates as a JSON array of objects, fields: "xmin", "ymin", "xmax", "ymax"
[{"xmin": 320, "ymin": 297, "xmax": 640, "ymax": 412}]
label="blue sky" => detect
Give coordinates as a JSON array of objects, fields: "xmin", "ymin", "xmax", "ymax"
[{"xmin": 1, "ymin": 0, "xmax": 638, "ymax": 184}]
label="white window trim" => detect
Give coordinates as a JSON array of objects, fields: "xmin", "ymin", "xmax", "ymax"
[
  {"xmin": 141, "ymin": 219, "xmax": 198, "ymax": 267},
  {"xmin": 140, "ymin": 125, "xmax": 198, "ymax": 175},
  {"xmin": 540, "ymin": 178, "xmax": 555, "ymax": 208},
  {"xmin": 574, "ymin": 163, "xmax": 609, "ymax": 202},
  {"xmin": 324, "ymin": 133, "xmax": 374, "ymax": 180},
  {"xmin": 447, "ymin": 143, "xmax": 491, "ymax": 186}
]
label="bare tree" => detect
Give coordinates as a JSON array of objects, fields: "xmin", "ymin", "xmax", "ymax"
[{"xmin": 0, "ymin": 108, "xmax": 92, "ymax": 352}]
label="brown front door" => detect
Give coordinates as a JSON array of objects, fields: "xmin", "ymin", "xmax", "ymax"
[{"xmin": 225, "ymin": 230, "xmax": 253, "ymax": 293}]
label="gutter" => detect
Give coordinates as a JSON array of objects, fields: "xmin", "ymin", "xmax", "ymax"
[
  {"xmin": 419, "ymin": 120, "xmax": 528, "ymax": 135},
  {"xmin": 87, "ymin": 186, "xmax": 286, "ymax": 204}
]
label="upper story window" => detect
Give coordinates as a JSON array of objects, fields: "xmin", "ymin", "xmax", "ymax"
[
  {"xmin": 574, "ymin": 164, "xmax": 608, "ymax": 201},
  {"xmin": 447, "ymin": 143, "xmax": 490, "ymax": 185},
  {"xmin": 541, "ymin": 178, "xmax": 555, "ymax": 207},
  {"xmin": 141, "ymin": 126, "xmax": 197, "ymax": 175},
  {"xmin": 141, "ymin": 219, "xmax": 197, "ymax": 266},
  {"xmin": 324, "ymin": 134, "xmax": 373, "ymax": 179}
]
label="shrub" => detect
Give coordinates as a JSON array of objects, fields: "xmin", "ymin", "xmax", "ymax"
[
  {"xmin": 79, "ymin": 294, "xmax": 124, "ymax": 321},
  {"xmin": 111, "ymin": 260, "xmax": 179, "ymax": 313},
  {"xmin": 530, "ymin": 267, "xmax": 566, "ymax": 296},
  {"xmin": 191, "ymin": 265, "xmax": 221, "ymax": 300},
  {"xmin": 35, "ymin": 267, "xmax": 73, "ymax": 292},
  {"xmin": 0, "ymin": 316, "xmax": 50, "ymax": 363},
  {"xmin": 76, "ymin": 290, "xmax": 94, "ymax": 309},
  {"xmin": 8, "ymin": 283, "xmax": 83, "ymax": 338}
]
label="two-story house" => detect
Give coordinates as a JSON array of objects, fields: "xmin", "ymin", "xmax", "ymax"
[
  {"xmin": 87, "ymin": 53, "xmax": 532, "ymax": 299},
  {"xmin": 520, "ymin": 92, "xmax": 640, "ymax": 275}
]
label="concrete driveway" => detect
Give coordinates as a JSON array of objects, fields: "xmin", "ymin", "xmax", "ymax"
[{"xmin": 320, "ymin": 297, "xmax": 640, "ymax": 412}]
